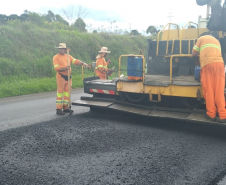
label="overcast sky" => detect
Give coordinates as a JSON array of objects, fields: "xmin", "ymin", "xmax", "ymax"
[{"xmin": 1, "ymin": 0, "xmax": 208, "ymax": 34}]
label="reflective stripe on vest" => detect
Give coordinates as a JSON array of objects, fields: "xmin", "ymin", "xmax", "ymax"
[
  {"xmin": 63, "ymin": 92, "xmax": 69, "ymax": 97},
  {"xmin": 200, "ymin": 44, "xmax": 221, "ymax": 52},
  {"xmin": 72, "ymin": 58, "xmax": 78, "ymax": 64},
  {"xmin": 193, "ymin": 46, "xmax": 200, "ymax": 52},
  {"xmin": 54, "ymin": 65, "xmax": 59, "ymax": 68},
  {"xmin": 57, "ymin": 93, "xmax": 63, "ymax": 98},
  {"xmin": 95, "ymin": 65, "xmax": 104, "ymax": 69}
]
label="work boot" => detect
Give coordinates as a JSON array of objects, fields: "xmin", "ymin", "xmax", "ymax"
[
  {"xmin": 56, "ymin": 109, "xmax": 65, "ymax": 115},
  {"xmin": 217, "ymin": 117, "xmax": 226, "ymax": 123},
  {"xmin": 63, "ymin": 109, "xmax": 71, "ymax": 113},
  {"xmin": 204, "ymin": 113, "xmax": 216, "ymax": 122}
]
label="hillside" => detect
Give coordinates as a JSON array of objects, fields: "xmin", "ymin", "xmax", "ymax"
[{"xmin": 0, "ymin": 21, "xmax": 148, "ymax": 98}]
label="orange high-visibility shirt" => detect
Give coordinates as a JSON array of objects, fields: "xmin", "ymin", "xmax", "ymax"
[
  {"xmin": 95, "ymin": 57, "xmax": 109, "ymax": 77},
  {"xmin": 193, "ymin": 35, "xmax": 223, "ymax": 68},
  {"xmin": 53, "ymin": 54, "xmax": 80, "ymax": 78}
]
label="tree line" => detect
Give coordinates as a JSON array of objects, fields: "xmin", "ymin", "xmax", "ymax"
[
  {"xmin": 0, "ymin": 10, "xmax": 88, "ymax": 32},
  {"xmin": 0, "ymin": 10, "xmax": 68, "ymax": 25},
  {"xmin": 0, "ymin": 9, "xmax": 161, "ymax": 36}
]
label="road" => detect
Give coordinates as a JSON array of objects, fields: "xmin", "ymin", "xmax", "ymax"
[
  {"xmin": 0, "ymin": 89, "xmax": 90, "ymax": 131},
  {"xmin": 1, "ymin": 90, "xmax": 226, "ymax": 185}
]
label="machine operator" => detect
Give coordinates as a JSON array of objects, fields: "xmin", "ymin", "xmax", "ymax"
[{"xmin": 192, "ymin": 32, "xmax": 226, "ymax": 123}]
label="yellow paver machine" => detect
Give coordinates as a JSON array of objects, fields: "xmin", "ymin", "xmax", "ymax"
[{"xmin": 73, "ymin": 1, "xmax": 226, "ymax": 125}]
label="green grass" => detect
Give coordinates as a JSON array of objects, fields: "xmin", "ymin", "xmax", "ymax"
[
  {"xmin": 0, "ymin": 77, "xmax": 56, "ymax": 98},
  {"xmin": 0, "ymin": 73, "xmax": 91, "ymax": 98}
]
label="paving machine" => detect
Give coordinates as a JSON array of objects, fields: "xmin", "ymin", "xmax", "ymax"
[{"xmin": 73, "ymin": 1, "xmax": 226, "ymax": 126}]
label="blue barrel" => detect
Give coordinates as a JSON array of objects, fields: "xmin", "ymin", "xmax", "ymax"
[
  {"xmin": 127, "ymin": 56, "xmax": 143, "ymax": 79},
  {"xmin": 195, "ymin": 66, "xmax": 201, "ymax": 81}
]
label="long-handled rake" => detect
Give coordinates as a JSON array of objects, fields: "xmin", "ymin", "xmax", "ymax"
[{"xmin": 67, "ymin": 48, "xmax": 74, "ymax": 115}]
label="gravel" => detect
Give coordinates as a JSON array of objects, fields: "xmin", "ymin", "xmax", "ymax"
[{"xmin": 1, "ymin": 110, "xmax": 226, "ymax": 185}]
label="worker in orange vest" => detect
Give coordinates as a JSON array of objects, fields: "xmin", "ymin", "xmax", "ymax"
[
  {"xmin": 53, "ymin": 43, "xmax": 88, "ymax": 115},
  {"xmin": 95, "ymin": 47, "xmax": 113, "ymax": 80},
  {"xmin": 192, "ymin": 32, "xmax": 226, "ymax": 122}
]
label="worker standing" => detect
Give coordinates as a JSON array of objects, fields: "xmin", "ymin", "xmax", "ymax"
[
  {"xmin": 192, "ymin": 32, "xmax": 226, "ymax": 122},
  {"xmin": 53, "ymin": 43, "xmax": 88, "ymax": 115},
  {"xmin": 95, "ymin": 47, "xmax": 112, "ymax": 80}
]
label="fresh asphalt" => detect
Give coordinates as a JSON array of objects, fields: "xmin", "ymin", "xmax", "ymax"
[{"xmin": 0, "ymin": 90, "xmax": 226, "ymax": 185}]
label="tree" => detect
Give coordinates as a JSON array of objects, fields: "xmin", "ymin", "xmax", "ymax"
[
  {"xmin": 146, "ymin": 26, "xmax": 159, "ymax": 34},
  {"xmin": 42, "ymin": 10, "xmax": 69, "ymax": 26},
  {"xmin": 0, "ymin": 10, "xmax": 69, "ymax": 27},
  {"xmin": 62, "ymin": 5, "xmax": 89, "ymax": 25},
  {"xmin": 130, "ymin": 29, "xmax": 140, "ymax": 35},
  {"xmin": 72, "ymin": 17, "xmax": 86, "ymax": 32},
  {"xmin": 55, "ymin": 14, "xmax": 69, "ymax": 26},
  {"xmin": 45, "ymin": 10, "xmax": 55, "ymax": 22},
  {"xmin": 20, "ymin": 10, "xmax": 29, "ymax": 21},
  {"xmin": 0, "ymin": 14, "xmax": 7, "ymax": 24},
  {"xmin": 26, "ymin": 12, "xmax": 44, "ymax": 25},
  {"xmin": 8, "ymin": 14, "xmax": 20, "ymax": 20},
  {"xmin": 76, "ymin": 5, "xmax": 89, "ymax": 19}
]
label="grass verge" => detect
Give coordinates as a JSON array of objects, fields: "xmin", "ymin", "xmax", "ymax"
[{"xmin": 0, "ymin": 73, "xmax": 91, "ymax": 98}]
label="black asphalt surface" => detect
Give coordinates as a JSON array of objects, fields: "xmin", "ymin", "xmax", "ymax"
[{"xmin": 1, "ymin": 109, "xmax": 226, "ymax": 185}]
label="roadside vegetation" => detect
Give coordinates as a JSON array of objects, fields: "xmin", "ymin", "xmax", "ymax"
[{"xmin": 0, "ymin": 10, "xmax": 153, "ymax": 98}]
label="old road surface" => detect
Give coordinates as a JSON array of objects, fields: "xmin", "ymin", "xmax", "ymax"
[{"xmin": 1, "ymin": 89, "xmax": 226, "ymax": 185}]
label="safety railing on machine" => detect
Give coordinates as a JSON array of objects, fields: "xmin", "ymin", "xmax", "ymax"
[
  {"xmin": 180, "ymin": 21, "xmax": 199, "ymax": 54},
  {"xmin": 155, "ymin": 22, "xmax": 200, "ymax": 84},
  {"xmin": 156, "ymin": 23, "xmax": 180, "ymax": 56},
  {"xmin": 169, "ymin": 54, "xmax": 194, "ymax": 83}
]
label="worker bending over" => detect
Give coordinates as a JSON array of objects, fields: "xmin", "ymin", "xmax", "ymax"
[
  {"xmin": 192, "ymin": 32, "xmax": 226, "ymax": 122},
  {"xmin": 95, "ymin": 47, "xmax": 113, "ymax": 80},
  {"xmin": 53, "ymin": 43, "xmax": 88, "ymax": 115}
]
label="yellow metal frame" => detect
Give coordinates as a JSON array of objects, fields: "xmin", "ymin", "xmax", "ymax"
[
  {"xmin": 169, "ymin": 54, "xmax": 194, "ymax": 83},
  {"xmin": 156, "ymin": 23, "xmax": 180, "ymax": 56},
  {"xmin": 119, "ymin": 55, "xmax": 145, "ymax": 82},
  {"xmin": 180, "ymin": 21, "xmax": 199, "ymax": 54},
  {"xmin": 117, "ymin": 53, "xmax": 203, "ymax": 99},
  {"xmin": 82, "ymin": 65, "xmax": 84, "ymax": 80},
  {"xmin": 117, "ymin": 81, "xmax": 203, "ymax": 98},
  {"xmin": 171, "ymin": 39, "xmax": 177, "ymax": 54},
  {"xmin": 156, "ymin": 22, "xmax": 199, "ymax": 56},
  {"xmin": 149, "ymin": 90, "xmax": 161, "ymax": 102}
]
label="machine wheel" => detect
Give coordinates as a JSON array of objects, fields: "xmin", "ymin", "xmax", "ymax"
[
  {"xmin": 120, "ymin": 92, "xmax": 149, "ymax": 104},
  {"xmin": 183, "ymin": 98, "xmax": 204, "ymax": 109}
]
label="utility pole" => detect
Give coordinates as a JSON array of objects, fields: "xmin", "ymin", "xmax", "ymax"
[
  {"xmin": 110, "ymin": 20, "xmax": 116, "ymax": 33},
  {"xmin": 167, "ymin": 12, "xmax": 174, "ymax": 22},
  {"xmin": 113, "ymin": 20, "xmax": 116, "ymax": 32}
]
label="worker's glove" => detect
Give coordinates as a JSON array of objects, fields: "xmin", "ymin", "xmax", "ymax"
[
  {"xmin": 87, "ymin": 64, "xmax": 92, "ymax": 69},
  {"xmin": 107, "ymin": 60, "xmax": 112, "ymax": 64},
  {"xmin": 81, "ymin": 61, "xmax": 89, "ymax": 68}
]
